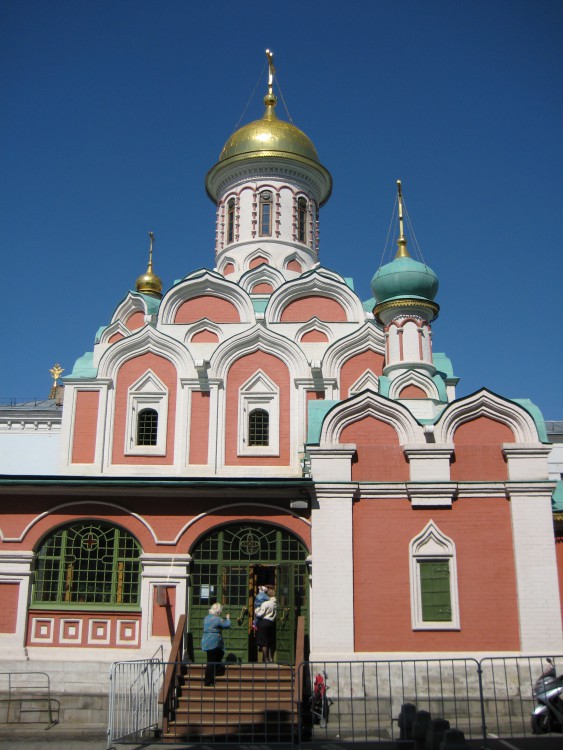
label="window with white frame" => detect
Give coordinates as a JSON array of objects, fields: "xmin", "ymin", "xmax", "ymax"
[
  {"xmin": 125, "ymin": 370, "xmax": 169, "ymax": 456},
  {"xmin": 409, "ymin": 521, "xmax": 460, "ymax": 630},
  {"xmin": 238, "ymin": 371, "xmax": 279, "ymax": 456}
]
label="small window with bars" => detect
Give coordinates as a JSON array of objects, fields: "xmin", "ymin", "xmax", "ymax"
[
  {"xmin": 137, "ymin": 408, "xmax": 158, "ymax": 446},
  {"xmin": 248, "ymin": 408, "xmax": 269, "ymax": 446}
]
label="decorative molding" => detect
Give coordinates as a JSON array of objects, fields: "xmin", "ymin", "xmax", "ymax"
[
  {"xmin": 319, "ymin": 390, "xmax": 422, "ymax": 446},
  {"xmin": 158, "ymin": 270, "xmax": 255, "ymax": 325},
  {"xmin": 435, "ymin": 389, "xmax": 542, "ymax": 444}
]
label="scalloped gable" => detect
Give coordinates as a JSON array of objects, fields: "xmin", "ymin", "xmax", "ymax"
[
  {"xmin": 434, "ymin": 388, "xmax": 542, "ymax": 444},
  {"xmin": 265, "ymin": 268, "xmax": 366, "ymax": 324},
  {"xmin": 317, "ymin": 389, "xmax": 423, "ymax": 446},
  {"xmin": 159, "ymin": 269, "xmax": 255, "ymax": 325}
]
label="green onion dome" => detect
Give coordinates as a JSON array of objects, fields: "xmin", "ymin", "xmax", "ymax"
[{"xmin": 371, "ymin": 256, "xmax": 439, "ymax": 304}]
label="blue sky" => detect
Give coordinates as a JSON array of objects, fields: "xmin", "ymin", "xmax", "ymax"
[{"xmin": 2, "ymin": 0, "xmax": 562, "ymax": 419}]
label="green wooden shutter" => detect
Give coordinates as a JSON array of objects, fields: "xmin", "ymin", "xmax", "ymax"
[{"xmin": 420, "ymin": 560, "xmax": 452, "ymax": 622}]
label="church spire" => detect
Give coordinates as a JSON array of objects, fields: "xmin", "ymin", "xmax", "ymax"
[{"xmin": 395, "ymin": 180, "xmax": 410, "ymax": 259}]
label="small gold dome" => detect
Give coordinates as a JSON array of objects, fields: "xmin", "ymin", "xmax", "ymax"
[
  {"xmin": 136, "ymin": 231, "xmax": 163, "ymax": 298},
  {"xmin": 219, "ymin": 94, "xmax": 320, "ymax": 163},
  {"xmin": 136, "ymin": 268, "xmax": 163, "ymax": 298}
]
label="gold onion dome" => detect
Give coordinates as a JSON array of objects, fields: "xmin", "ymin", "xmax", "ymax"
[
  {"xmin": 207, "ymin": 51, "xmax": 332, "ymax": 206},
  {"xmin": 219, "ymin": 93, "xmax": 320, "ymax": 164},
  {"xmin": 136, "ymin": 232, "xmax": 163, "ymax": 298}
]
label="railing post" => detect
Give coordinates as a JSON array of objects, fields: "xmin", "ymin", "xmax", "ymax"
[{"xmin": 477, "ymin": 660, "xmax": 489, "ymax": 749}]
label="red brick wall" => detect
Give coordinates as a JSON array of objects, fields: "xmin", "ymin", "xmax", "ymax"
[
  {"xmin": 399, "ymin": 384, "xmax": 427, "ymax": 398},
  {"xmin": 126, "ymin": 311, "xmax": 146, "ymax": 331},
  {"xmin": 175, "ymin": 295, "xmax": 240, "ymax": 323},
  {"xmin": 451, "ymin": 416, "xmax": 514, "ymax": 481},
  {"xmin": 0, "ymin": 583, "xmax": 19, "ymax": 632},
  {"xmin": 341, "ymin": 416, "xmax": 409, "ymax": 482},
  {"xmin": 72, "ymin": 390, "xmax": 99, "ymax": 464},
  {"xmin": 189, "ymin": 392, "xmax": 210, "ymax": 464},
  {"xmin": 280, "ymin": 296, "xmax": 347, "ymax": 322},
  {"xmin": 353, "ymin": 497, "xmax": 520, "ymax": 651},
  {"xmin": 152, "ymin": 586, "xmax": 176, "ymax": 637},
  {"xmin": 340, "ymin": 351, "xmax": 385, "ymax": 399}
]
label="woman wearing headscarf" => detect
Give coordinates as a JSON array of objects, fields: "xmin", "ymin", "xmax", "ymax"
[{"xmin": 201, "ymin": 602, "xmax": 231, "ymax": 686}]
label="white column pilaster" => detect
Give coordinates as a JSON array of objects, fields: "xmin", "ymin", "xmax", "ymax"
[
  {"xmin": 0, "ymin": 551, "xmax": 34, "ymax": 658},
  {"xmin": 509, "ymin": 484, "xmax": 563, "ymax": 652}
]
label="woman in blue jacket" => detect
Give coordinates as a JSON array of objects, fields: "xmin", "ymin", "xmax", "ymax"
[{"xmin": 201, "ymin": 602, "xmax": 231, "ymax": 686}]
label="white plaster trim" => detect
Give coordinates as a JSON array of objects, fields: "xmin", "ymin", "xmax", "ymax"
[
  {"xmin": 265, "ymin": 269, "xmax": 365, "ymax": 324},
  {"xmin": 295, "ymin": 317, "xmax": 334, "ymax": 344},
  {"xmin": 98, "ymin": 325, "xmax": 196, "ymax": 382},
  {"xmin": 237, "ymin": 370, "xmax": 280, "ymax": 456},
  {"xmin": 319, "ymin": 390, "xmax": 422, "ymax": 446},
  {"xmin": 322, "ymin": 322, "xmax": 385, "ymax": 387},
  {"xmin": 158, "ymin": 270, "xmax": 255, "ymax": 325},
  {"xmin": 210, "ymin": 324, "xmax": 310, "ymax": 381},
  {"xmin": 389, "ymin": 369, "xmax": 439, "ymax": 401},
  {"xmin": 110, "ymin": 292, "xmax": 149, "ymax": 326},
  {"xmin": 99, "ymin": 320, "xmax": 132, "ymax": 345},
  {"xmin": 124, "ymin": 370, "xmax": 169, "ymax": 456},
  {"xmin": 184, "ymin": 318, "xmax": 224, "ymax": 344},
  {"xmin": 349, "ymin": 369, "xmax": 380, "ymax": 395},
  {"xmin": 239, "ymin": 264, "xmax": 285, "ymax": 294},
  {"xmin": 435, "ymin": 389, "xmax": 541, "ymax": 444}
]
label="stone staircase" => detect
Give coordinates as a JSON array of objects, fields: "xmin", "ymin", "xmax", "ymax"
[{"xmin": 162, "ymin": 662, "xmax": 297, "ymax": 742}]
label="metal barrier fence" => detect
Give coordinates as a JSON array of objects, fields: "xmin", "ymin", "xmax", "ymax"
[
  {"xmin": 0, "ymin": 671, "xmax": 59, "ymax": 727},
  {"xmin": 107, "ymin": 659, "xmax": 164, "ymax": 747},
  {"xmin": 298, "ymin": 655, "xmax": 563, "ymax": 744},
  {"xmin": 108, "ymin": 655, "xmax": 563, "ymax": 746}
]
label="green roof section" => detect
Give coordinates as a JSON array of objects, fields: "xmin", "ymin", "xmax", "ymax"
[
  {"xmin": 67, "ymin": 351, "xmax": 97, "ymax": 379},
  {"xmin": 511, "ymin": 398, "xmax": 548, "ymax": 443},
  {"xmin": 137, "ymin": 292, "xmax": 161, "ymax": 315},
  {"xmin": 433, "ymin": 352, "xmax": 456, "ymax": 380},
  {"xmin": 252, "ymin": 298, "xmax": 269, "ymax": 314},
  {"xmin": 344, "ymin": 277, "xmax": 355, "ymax": 291},
  {"xmin": 362, "ymin": 297, "xmax": 375, "ymax": 312},
  {"xmin": 94, "ymin": 326, "xmax": 107, "ymax": 344},
  {"xmin": 307, "ymin": 400, "xmax": 340, "ymax": 444},
  {"xmin": 553, "ymin": 481, "xmax": 563, "ymax": 512}
]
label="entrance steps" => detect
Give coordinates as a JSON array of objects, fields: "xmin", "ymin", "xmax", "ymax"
[{"xmin": 162, "ymin": 662, "xmax": 297, "ymax": 743}]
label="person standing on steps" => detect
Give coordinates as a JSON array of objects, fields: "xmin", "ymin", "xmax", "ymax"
[
  {"xmin": 201, "ymin": 602, "xmax": 231, "ymax": 686},
  {"xmin": 255, "ymin": 589, "xmax": 277, "ymax": 663},
  {"xmin": 252, "ymin": 585, "xmax": 270, "ymax": 631}
]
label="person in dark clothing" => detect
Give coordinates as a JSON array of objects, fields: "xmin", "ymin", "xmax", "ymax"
[{"xmin": 201, "ymin": 602, "xmax": 231, "ymax": 686}]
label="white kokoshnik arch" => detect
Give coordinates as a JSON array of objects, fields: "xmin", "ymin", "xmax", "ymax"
[
  {"xmin": 158, "ymin": 269, "xmax": 256, "ymax": 326},
  {"xmin": 318, "ymin": 390, "xmax": 423, "ymax": 446},
  {"xmin": 265, "ymin": 268, "xmax": 366, "ymax": 324},
  {"xmin": 388, "ymin": 369, "xmax": 441, "ymax": 401},
  {"xmin": 434, "ymin": 388, "xmax": 542, "ymax": 445}
]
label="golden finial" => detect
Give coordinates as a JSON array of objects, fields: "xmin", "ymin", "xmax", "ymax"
[
  {"xmin": 136, "ymin": 231, "xmax": 163, "ymax": 298},
  {"xmin": 395, "ymin": 180, "xmax": 410, "ymax": 258},
  {"xmin": 49, "ymin": 363, "xmax": 64, "ymax": 399}
]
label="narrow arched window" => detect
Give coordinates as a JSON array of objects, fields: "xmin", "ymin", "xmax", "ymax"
[
  {"xmin": 249, "ymin": 408, "xmax": 269, "ymax": 446},
  {"xmin": 297, "ymin": 197, "xmax": 307, "ymax": 243},
  {"xmin": 227, "ymin": 198, "xmax": 235, "ymax": 244},
  {"xmin": 32, "ymin": 522, "xmax": 141, "ymax": 606},
  {"xmin": 137, "ymin": 408, "xmax": 158, "ymax": 446},
  {"xmin": 259, "ymin": 191, "xmax": 272, "ymax": 236}
]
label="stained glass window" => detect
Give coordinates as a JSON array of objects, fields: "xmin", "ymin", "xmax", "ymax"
[{"xmin": 33, "ymin": 522, "xmax": 141, "ymax": 607}]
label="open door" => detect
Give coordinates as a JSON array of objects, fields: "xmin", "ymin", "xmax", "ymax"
[{"xmin": 275, "ymin": 563, "xmax": 295, "ymax": 664}]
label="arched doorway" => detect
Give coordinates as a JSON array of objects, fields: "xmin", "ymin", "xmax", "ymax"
[{"xmin": 188, "ymin": 523, "xmax": 309, "ymax": 664}]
